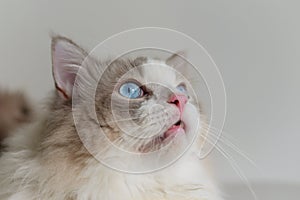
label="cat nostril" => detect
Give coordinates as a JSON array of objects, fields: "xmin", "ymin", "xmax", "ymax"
[
  {"xmin": 172, "ymin": 100, "xmax": 179, "ymax": 106},
  {"xmin": 168, "ymin": 94, "xmax": 188, "ymax": 114}
]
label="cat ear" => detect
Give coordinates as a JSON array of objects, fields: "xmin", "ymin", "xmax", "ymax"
[
  {"xmin": 166, "ymin": 51, "xmax": 187, "ymax": 68},
  {"xmin": 51, "ymin": 36, "xmax": 88, "ymax": 100}
]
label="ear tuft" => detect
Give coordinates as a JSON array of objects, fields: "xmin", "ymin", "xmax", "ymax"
[{"xmin": 51, "ymin": 36, "xmax": 88, "ymax": 100}]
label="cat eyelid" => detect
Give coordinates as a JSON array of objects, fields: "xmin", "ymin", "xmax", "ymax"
[{"xmin": 117, "ymin": 79, "xmax": 143, "ymax": 90}]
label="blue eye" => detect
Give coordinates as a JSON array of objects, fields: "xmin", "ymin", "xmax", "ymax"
[
  {"xmin": 119, "ymin": 82, "xmax": 143, "ymax": 99},
  {"xmin": 176, "ymin": 84, "xmax": 187, "ymax": 93}
]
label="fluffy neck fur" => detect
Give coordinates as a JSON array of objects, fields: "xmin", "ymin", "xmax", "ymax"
[{"xmin": 0, "ymin": 114, "xmax": 221, "ymax": 200}]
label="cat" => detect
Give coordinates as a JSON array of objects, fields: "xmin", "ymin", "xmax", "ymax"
[
  {"xmin": 0, "ymin": 36, "xmax": 223, "ymax": 200},
  {"xmin": 0, "ymin": 89, "xmax": 33, "ymax": 146}
]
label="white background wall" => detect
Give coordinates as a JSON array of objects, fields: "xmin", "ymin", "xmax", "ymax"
[{"xmin": 0, "ymin": 0, "xmax": 299, "ymax": 199}]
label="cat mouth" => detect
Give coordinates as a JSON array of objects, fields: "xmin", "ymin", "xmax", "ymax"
[
  {"xmin": 163, "ymin": 120, "xmax": 185, "ymax": 139},
  {"xmin": 138, "ymin": 120, "xmax": 185, "ymax": 152}
]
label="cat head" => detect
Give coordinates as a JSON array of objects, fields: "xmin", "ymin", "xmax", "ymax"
[{"xmin": 51, "ymin": 36, "xmax": 202, "ymax": 155}]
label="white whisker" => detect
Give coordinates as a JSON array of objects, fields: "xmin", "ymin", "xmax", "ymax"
[
  {"xmin": 203, "ymin": 126, "xmax": 259, "ymax": 169},
  {"xmin": 106, "ymin": 114, "xmax": 148, "ymax": 124},
  {"xmin": 199, "ymin": 134, "xmax": 258, "ymax": 200}
]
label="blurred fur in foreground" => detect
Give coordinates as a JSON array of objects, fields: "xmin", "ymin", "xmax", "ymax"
[{"xmin": 0, "ymin": 89, "xmax": 33, "ymax": 144}]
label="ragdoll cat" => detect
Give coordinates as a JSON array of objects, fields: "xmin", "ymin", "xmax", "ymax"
[
  {"xmin": 0, "ymin": 89, "xmax": 33, "ymax": 144},
  {"xmin": 0, "ymin": 36, "xmax": 223, "ymax": 200}
]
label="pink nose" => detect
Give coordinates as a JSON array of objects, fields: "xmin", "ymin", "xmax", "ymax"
[{"xmin": 168, "ymin": 94, "xmax": 188, "ymax": 114}]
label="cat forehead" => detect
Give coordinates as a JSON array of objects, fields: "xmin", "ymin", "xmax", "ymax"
[{"xmin": 140, "ymin": 59, "xmax": 177, "ymax": 85}]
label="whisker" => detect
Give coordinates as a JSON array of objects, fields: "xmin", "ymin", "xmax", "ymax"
[
  {"xmin": 202, "ymin": 126, "xmax": 258, "ymax": 169},
  {"xmin": 116, "ymin": 122, "xmax": 156, "ymax": 148},
  {"xmin": 106, "ymin": 114, "xmax": 148, "ymax": 124},
  {"xmin": 199, "ymin": 135, "xmax": 258, "ymax": 200},
  {"xmin": 113, "ymin": 108, "xmax": 143, "ymax": 112}
]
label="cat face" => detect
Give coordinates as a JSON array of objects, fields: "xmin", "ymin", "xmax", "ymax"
[
  {"xmin": 95, "ymin": 59, "xmax": 199, "ymax": 153},
  {"xmin": 51, "ymin": 36, "xmax": 201, "ymax": 155}
]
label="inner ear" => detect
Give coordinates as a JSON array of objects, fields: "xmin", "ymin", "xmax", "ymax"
[
  {"xmin": 166, "ymin": 51, "xmax": 187, "ymax": 68},
  {"xmin": 166, "ymin": 51, "xmax": 194, "ymax": 81},
  {"xmin": 51, "ymin": 36, "xmax": 88, "ymax": 100}
]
